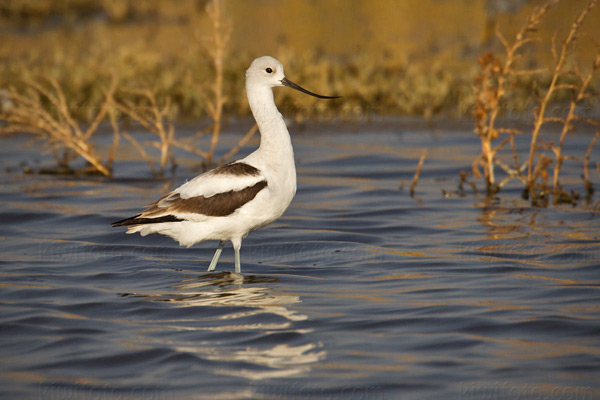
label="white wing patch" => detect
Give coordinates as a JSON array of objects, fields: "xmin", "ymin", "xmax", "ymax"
[{"xmin": 176, "ymin": 172, "xmax": 265, "ymax": 199}]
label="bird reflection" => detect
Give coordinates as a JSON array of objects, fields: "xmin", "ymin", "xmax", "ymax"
[{"xmin": 122, "ymin": 271, "xmax": 325, "ymax": 380}]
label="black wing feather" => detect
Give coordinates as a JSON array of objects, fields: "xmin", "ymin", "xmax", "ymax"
[{"xmin": 111, "ymin": 214, "xmax": 183, "ymax": 227}]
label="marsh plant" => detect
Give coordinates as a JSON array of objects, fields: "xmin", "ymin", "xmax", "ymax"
[
  {"xmin": 0, "ymin": 76, "xmax": 118, "ymax": 176},
  {"xmin": 109, "ymin": 86, "xmax": 177, "ymax": 177},
  {"xmin": 472, "ymin": 0, "xmax": 599, "ymax": 206},
  {"xmin": 170, "ymin": 0, "xmax": 258, "ymax": 169},
  {"xmin": 0, "ymin": 0, "xmax": 252, "ymax": 176},
  {"xmin": 0, "ymin": 0, "xmax": 598, "ymax": 205}
]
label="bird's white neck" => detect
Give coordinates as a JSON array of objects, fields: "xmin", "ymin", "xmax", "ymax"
[{"xmin": 246, "ymin": 85, "xmax": 294, "ymax": 162}]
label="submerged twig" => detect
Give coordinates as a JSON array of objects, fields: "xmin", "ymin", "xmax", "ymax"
[
  {"xmin": 410, "ymin": 150, "xmax": 427, "ymax": 197},
  {"xmin": 583, "ymin": 130, "xmax": 600, "ymax": 200}
]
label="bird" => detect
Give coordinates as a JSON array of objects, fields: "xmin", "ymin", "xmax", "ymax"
[{"xmin": 112, "ymin": 56, "xmax": 339, "ymax": 274}]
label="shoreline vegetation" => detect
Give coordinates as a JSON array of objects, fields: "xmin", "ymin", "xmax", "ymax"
[{"xmin": 0, "ymin": 0, "xmax": 598, "ymax": 207}]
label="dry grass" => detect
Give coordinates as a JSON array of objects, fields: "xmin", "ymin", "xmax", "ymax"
[
  {"xmin": 0, "ymin": 76, "xmax": 117, "ymax": 176},
  {"xmin": 471, "ymin": 0, "xmax": 600, "ymax": 206},
  {"xmin": 109, "ymin": 87, "xmax": 176, "ymax": 177},
  {"xmin": 0, "ymin": 0, "xmax": 255, "ymax": 175},
  {"xmin": 472, "ymin": 0, "xmax": 557, "ymax": 195},
  {"xmin": 0, "ymin": 2, "xmax": 483, "ymax": 123},
  {"xmin": 550, "ymin": 51, "xmax": 600, "ymax": 202},
  {"xmin": 177, "ymin": 0, "xmax": 234, "ymax": 166},
  {"xmin": 171, "ymin": 0, "xmax": 257, "ymax": 169},
  {"xmin": 1, "ymin": 0, "xmax": 598, "ymax": 198},
  {"xmin": 204, "ymin": 0, "xmax": 230, "ymax": 164},
  {"xmin": 1, "ymin": 0, "xmax": 597, "ymax": 123},
  {"xmin": 539, "ymin": 1, "xmax": 599, "ymax": 204}
]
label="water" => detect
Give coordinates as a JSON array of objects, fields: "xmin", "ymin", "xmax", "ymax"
[{"xmin": 1, "ymin": 123, "xmax": 599, "ymax": 400}]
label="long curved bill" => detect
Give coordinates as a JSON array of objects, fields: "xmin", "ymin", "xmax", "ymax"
[{"xmin": 281, "ymin": 77, "xmax": 340, "ymax": 99}]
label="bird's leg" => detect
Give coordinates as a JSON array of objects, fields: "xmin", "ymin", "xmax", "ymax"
[
  {"xmin": 207, "ymin": 241, "xmax": 225, "ymax": 271},
  {"xmin": 234, "ymin": 246, "xmax": 241, "ymax": 274}
]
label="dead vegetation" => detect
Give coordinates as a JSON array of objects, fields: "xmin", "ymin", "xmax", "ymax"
[
  {"xmin": 0, "ymin": 71, "xmax": 183, "ymax": 178},
  {"xmin": 109, "ymin": 87, "xmax": 176, "ymax": 177},
  {"xmin": 0, "ymin": 0, "xmax": 255, "ymax": 176},
  {"xmin": 0, "ymin": 76, "xmax": 117, "ymax": 176},
  {"xmin": 410, "ymin": 150, "xmax": 428, "ymax": 198},
  {"xmin": 471, "ymin": 0, "xmax": 600, "ymax": 206},
  {"xmin": 0, "ymin": 0, "xmax": 598, "ymax": 209},
  {"xmin": 172, "ymin": 0, "xmax": 257, "ymax": 170}
]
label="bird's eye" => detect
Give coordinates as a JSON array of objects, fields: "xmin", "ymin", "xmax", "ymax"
[{"xmin": 265, "ymin": 68, "xmax": 273, "ymax": 74}]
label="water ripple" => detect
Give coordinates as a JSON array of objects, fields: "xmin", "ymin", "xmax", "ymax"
[{"xmin": 1, "ymin": 130, "xmax": 599, "ymax": 399}]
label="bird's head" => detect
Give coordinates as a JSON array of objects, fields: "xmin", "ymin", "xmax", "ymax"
[{"xmin": 246, "ymin": 56, "xmax": 339, "ymax": 99}]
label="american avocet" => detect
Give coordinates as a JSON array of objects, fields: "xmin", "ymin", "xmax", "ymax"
[{"xmin": 112, "ymin": 56, "xmax": 338, "ymax": 273}]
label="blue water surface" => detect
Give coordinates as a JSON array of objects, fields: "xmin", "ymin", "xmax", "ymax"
[{"xmin": 1, "ymin": 122, "xmax": 599, "ymax": 400}]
